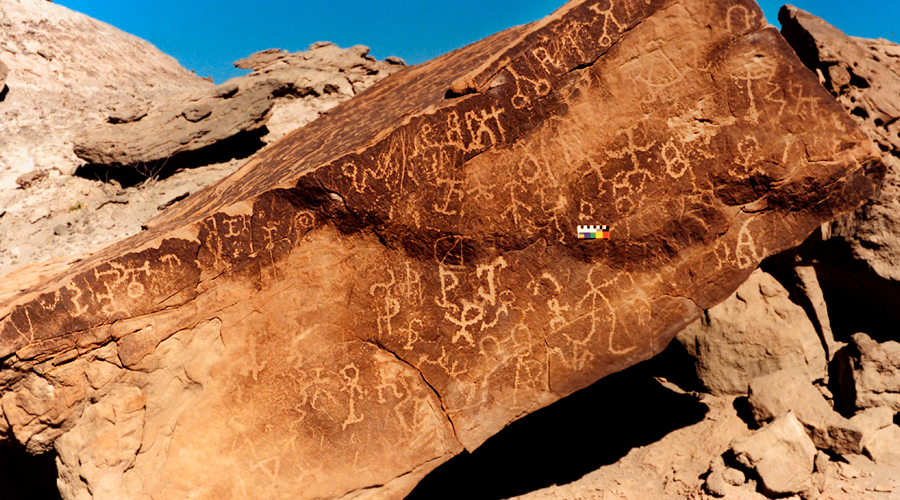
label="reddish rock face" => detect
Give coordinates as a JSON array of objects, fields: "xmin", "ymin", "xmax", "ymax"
[{"xmin": 0, "ymin": 0, "xmax": 883, "ymax": 499}]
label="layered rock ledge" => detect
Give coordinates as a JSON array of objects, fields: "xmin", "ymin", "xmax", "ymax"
[{"xmin": 0, "ymin": 0, "xmax": 884, "ymax": 499}]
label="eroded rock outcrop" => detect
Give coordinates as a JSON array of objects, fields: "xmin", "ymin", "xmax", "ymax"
[
  {"xmin": 0, "ymin": 0, "xmax": 884, "ymax": 499},
  {"xmin": 779, "ymin": 6, "xmax": 900, "ymax": 340},
  {"xmin": 72, "ymin": 43, "xmax": 406, "ymax": 185},
  {"xmin": 0, "ymin": 0, "xmax": 213, "ymax": 190},
  {"xmin": 834, "ymin": 332, "xmax": 900, "ymax": 412}
]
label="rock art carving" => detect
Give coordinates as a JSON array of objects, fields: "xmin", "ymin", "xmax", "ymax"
[{"xmin": 0, "ymin": 0, "xmax": 884, "ymax": 498}]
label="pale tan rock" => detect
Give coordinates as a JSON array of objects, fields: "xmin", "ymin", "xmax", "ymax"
[
  {"xmin": 55, "ymin": 385, "xmax": 145, "ymax": 500},
  {"xmin": 731, "ymin": 411, "xmax": 817, "ymax": 496},
  {"xmin": 834, "ymin": 332, "xmax": 900, "ymax": 411},
  {"xmin": 780, "ymin": 7, "xmax": 900, "ymax": 341},
  {"xmin": 706, "ymin": 469, "xmax": 729, "ymax": 497},
  {"xmin": 71, "ymin": 44, "xmax": 406, "ymax": 184},
  {"xmin": 0, "ymin": 57, "xmax": 8, "ymax": 92},
  {"xmin": 780, "ymin": 7, "xmax": 900, "ymax": 284},
  {"xmin": 849, "ymin": 406, "xmax": 895, "ymax": 448},
  {"xmin": 14, "ymin": 169, "xmax": 48, "ymax": 189},
  {"xmin": 793, "ymin": 265, "xmax": 841, "ymax": 360},
  {"xmin": 723, "ymin": 467, "xmax": 745, "ymax": 486},
  {"xmin": 748, "ymin": 369, "xmax": 863, "ymax": 455},
  {"xmin": 0, "ymin": 0, "xmax": 212, "ymax": 191},
  {"xmin": 677, "ymin": 269, "xmax": 827, "ymax": 395},
  {"xmin": 234, "ymin": 48, "xmax": 288, "ymax": 70},
  {"xmin": 863, "ymin": 425, "xmax": 900, "ymax": 466}
]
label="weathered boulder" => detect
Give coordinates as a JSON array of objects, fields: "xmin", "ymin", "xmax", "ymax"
[
  {"xmin": 676, "ymin": 269, "xmax": 827, "ymax": 395},
  {"xmin": 705, "ymin": 455, "xmax": 747, "ymax": 497},
  {"xmin": 14, "ymin": 169, "xmax": 48, "ymax": 190},
  {"xmin": 863, "ymin": 425, "xmax": 900, "ymax": 466},
  {"xmin": 834, "ymin": 332, "xmax": 900, "ymax": 412},
  {"xmin": 73, "ymin": 78, "xmax": 277, "ymax": 178},
  {"xmin": 730, "ymin": 411, "xmax": 817, "ymax": 497},
  {"xmin": 0, "ymin": 0, "xmax": 883, "ymax": 498},
  {"xmin": 849, "ymin": 406, "xmax": 895, "ymax": 448},
  {"xmin": 73, "ymin": 43, "xmax": 407, "ymax": 185},
  {"xmin": 234, "ymin": 48, "xmax": 289, "ymax": 70},
  {"xmin": 748, "ymin": 369, "xmax": 863, "ymax": 455},
  {"xmin": 779, "ymin": 6, "xmax": 900, "ymax": 339}
]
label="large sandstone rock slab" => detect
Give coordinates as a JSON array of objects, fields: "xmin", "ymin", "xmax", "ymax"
[
  {"xmin": 730, "ymin": 411, "xmax": 817, "ymax": 497},
  {"xmin": 0, "ymin": 0, "xmax": 883, "ymax": 498},
  {"xmin": 748, "ymin": 369, "xmax": 863, "ymax": 455}
]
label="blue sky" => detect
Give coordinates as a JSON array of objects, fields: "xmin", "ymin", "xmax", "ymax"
[{"xmin": 55, "ymin": 0, "xmax": 898, "ymax": 84}]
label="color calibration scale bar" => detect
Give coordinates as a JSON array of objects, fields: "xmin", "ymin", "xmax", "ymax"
[{"xmin": 577, "ymin": 225, "xmax": 610, "ymax": 239}]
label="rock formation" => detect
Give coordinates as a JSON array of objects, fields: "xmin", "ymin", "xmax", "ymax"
[
  {"xmin": 72, "ymin": 43, "xmax": 405, "ymax": 186},
  {"xmin": 0, "ymin": 0, "xmax": 213, "ymax": 191},
  {"xmin": 729, "ymin": 411, "xmax": 818, "ymax": 497},
  {"xmin": 778, "ymin": 6, "xmax": 900, "ymax": 340},
  {"xmin": 748, "ymin": 368, "xmax": 863, "ymax": 456},
  {"xmin": 0, "ymin": 37, "xmax": 402, "ymax": 277},
  {"xmin": 834, "ymin": 332, "xmax": 900, "ymax": 412},
  {"xmin": 677, "ymin": 269, "xmax": 827, "ymax": 395},
  {"xmin": 0, "ymin": 1, "xmax": 886, "ymax": 499}
]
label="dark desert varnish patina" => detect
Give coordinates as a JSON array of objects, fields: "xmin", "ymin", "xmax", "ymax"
[{"xmin": 0, "ymin": 0, "xmax": 884, "ymax": 498}]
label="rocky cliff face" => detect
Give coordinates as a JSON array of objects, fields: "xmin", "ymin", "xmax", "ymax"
[
  {"xmin": 0, "ymin": 0, "xmax": 884, "ymax": 499},
  {"xmin": 0, "ymin": 0, "xmax": 404, "ymax": 279},
  {"xmin": 0, "ymin": 0, "xmax": 213, "ymax": 191},
  {"xmin": 776, "ymin": 5, "xmax": 900, "ymax": 344}
]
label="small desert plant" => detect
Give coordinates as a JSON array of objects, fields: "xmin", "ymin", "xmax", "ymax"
[
  {"xmin": 68, "ymin": 201, "xmax": 85, "ymax": 212},
  {"xmin": 134, "ymin": 157, "xmax": 169, "ymax": 185}
]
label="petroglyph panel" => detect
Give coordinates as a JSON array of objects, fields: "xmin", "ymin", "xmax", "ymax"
[{"xmin": 0, "ymin": 0, "xmax": 884, "ymax": 499}]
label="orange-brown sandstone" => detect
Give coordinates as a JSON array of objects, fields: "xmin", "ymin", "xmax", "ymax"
[{"xmin": 0, "ymin": 0, "xmax": 885, "ymax": 498}]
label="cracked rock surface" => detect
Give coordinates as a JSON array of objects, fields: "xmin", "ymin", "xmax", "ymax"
[{"xmin": 0, "ymin": 0, "xmax": 885, "ymax": 499}]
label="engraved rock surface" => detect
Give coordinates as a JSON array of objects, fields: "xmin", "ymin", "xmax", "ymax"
[
  {"xmin": 676, "ymin": 269, "xmax": 827, "ymax": 395},
  {"xmin": 0, "ymin": 0, "xmax": 884, "ymax": 499},
  {"xmin": 72, "ymin": 43, "xmax": 406, "ymax": 184}
]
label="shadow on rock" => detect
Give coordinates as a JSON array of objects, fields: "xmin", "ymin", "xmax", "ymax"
[
  {"xmin": 406, "ymin": 347, "xmax": 709, "ymax": 500},
  {"xmin": 0, "ymin": 442, "xmax": 62, "ymax": 500},
  {"xmin": 74, "ymin": 127, "xmax": 267, "ymax": 188}
]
